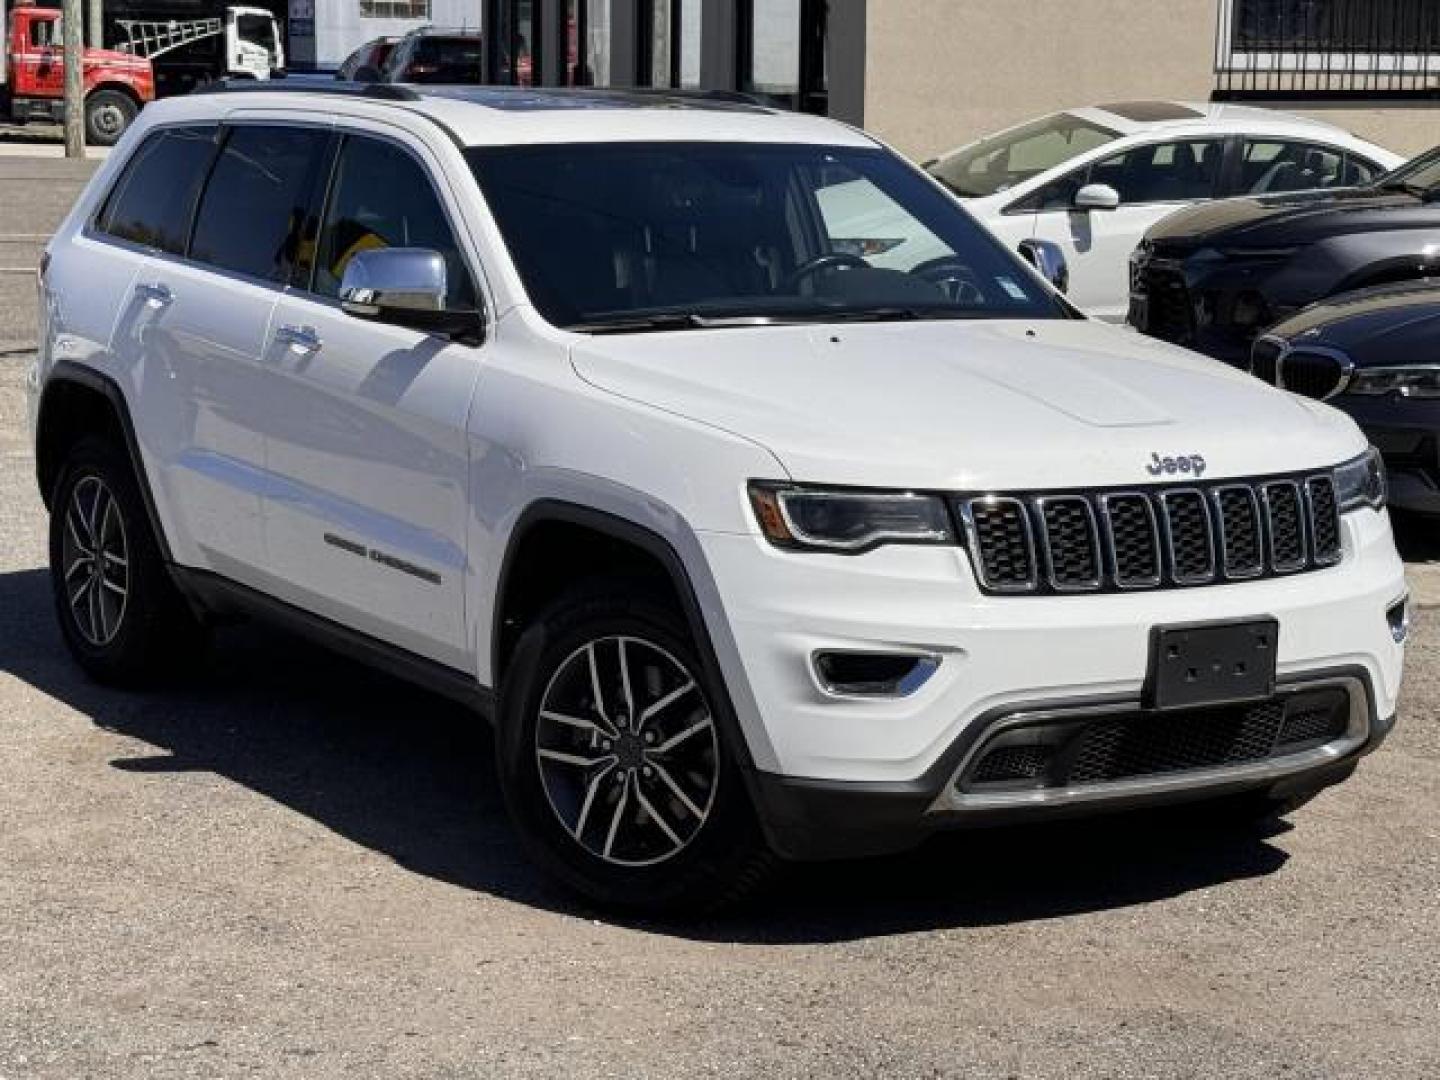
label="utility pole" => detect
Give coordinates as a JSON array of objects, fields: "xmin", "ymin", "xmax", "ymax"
[
  {"xmin": 88, "ymin": 0, "xmax": 103, "ymax": 49},
  {"xmin": 63, "ymin": 0, "xmax": 86, "ymax": 158}
]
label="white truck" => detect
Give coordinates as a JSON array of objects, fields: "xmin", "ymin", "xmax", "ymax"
[{"xmin": 114, "ymin": 5, "xmax": 282, "ymax": 95}]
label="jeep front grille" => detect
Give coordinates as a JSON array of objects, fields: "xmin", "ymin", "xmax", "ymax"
[{"xmin": 958, "ymin": 473, "xmax": 1343, "ymax": 595}]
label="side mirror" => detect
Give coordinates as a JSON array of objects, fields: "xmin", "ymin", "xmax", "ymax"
[
  {"xmin": 340, "ymin": 247, "xmax": 483, "ymax": 341},
  {"xmin": 1074, "ymin": 183, "xmax": 1121, "ymax": 212},
  {"xmin": 1017, "ymin": 239, "xmax": 1070, "ymax": 294}
]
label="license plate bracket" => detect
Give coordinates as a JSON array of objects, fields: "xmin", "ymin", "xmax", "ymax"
[{"xmin": 1145, "ymin": 618, "xmax": 1278, "ymax": 711}]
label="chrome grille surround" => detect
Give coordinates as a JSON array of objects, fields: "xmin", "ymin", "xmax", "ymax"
[{"xmin": 956, "ymin": 470, "xmax": 1346, "ymax": 596}]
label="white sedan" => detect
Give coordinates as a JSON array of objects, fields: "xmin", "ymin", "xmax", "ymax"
[{"xmin": 820, "ymin": 101, "xmax": 1403, "ymax": 323}]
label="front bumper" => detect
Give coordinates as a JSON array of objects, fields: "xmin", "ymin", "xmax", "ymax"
[{"xmin": 698, "ymin": 509, "xmax": 1406, "ymax": 857}]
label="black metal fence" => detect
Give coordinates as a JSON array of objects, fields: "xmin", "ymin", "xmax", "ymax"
[{"xmin": 1215, "ymin": 0, "xmax": 1440, "ymax": 98}]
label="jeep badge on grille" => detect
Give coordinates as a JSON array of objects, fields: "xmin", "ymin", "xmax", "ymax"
[{"xmin": 1147, "ymin": 452, "xmax": 1207, "ymax": 478}]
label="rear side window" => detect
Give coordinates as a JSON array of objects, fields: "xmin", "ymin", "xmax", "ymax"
[
  {"xmin": 189, "ymin": 125, "xmax": 331, "ymax": 283},
  {"xmin": 97, "ymin": 125, "xmax": 217, "ymax": 254},
  {"xmin": 312, "ymin": 135, "xmax": 475, "ymax": 308}
]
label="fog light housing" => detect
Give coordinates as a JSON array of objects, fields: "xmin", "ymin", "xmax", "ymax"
[
  {"xmin": 812, "ymin": 651, "xmax": 939, "ymax": 697},
  {"xmin": 1387, "ymin": 597, "xmax": 1410, "ymax": 644}
]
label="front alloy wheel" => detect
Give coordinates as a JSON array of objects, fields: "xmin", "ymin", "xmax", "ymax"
[
  {"xmin": 498, "ymin": 590, "xmax": 773, "ymax": 912},
  {"xmin": 535, "ymin": 635, "xmax": 719, "ymax": 867}
]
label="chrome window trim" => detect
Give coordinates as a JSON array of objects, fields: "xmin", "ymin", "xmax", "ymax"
[
  {"xmin": 1098, "ymin": 492, "xmax": 1163, "ymax": 589},
  {"xmin": 1033, "ymin": 495, "xmax": 1104, "ymax": 592},
  {"xmin": 958, "ymin": 496, "xmax": 1039, "ymax": 594},
  {"xmin": 1158, "ymin": 487, "xmax": 1216, "ymax": 585},
  {"xmin": 1211, "ymin": 483, "xmax": 1265, "ymax": 580},
  {"xmin": 1261, "ymin": 479, "xmax": 1309, "ymax": 573},
  {"xmin": 933, "ymin": 675, "xmax": 1369, "ymax": 814}
]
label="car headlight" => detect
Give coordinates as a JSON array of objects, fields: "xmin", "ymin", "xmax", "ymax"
[
  {"xmin": 748, "ymin": 483, "xmax": 953, "ymax": 553},
  {"xmin": 1333, "ymin": 447, "xmax": 1387, "ymax": 513},
  {"xmin": 1345, "ymin": 365, "xmax": 1440, "ymax": 398}
]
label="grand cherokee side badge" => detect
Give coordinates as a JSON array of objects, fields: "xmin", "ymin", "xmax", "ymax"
[{"xmin": 1147, "ymin": 452, "xmax": 1207, "ymax": 478}]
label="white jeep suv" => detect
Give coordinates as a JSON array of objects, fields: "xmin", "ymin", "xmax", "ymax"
[{"xmin": 29, "ymin": 85, "xmax": 1407, "ymax": 911}]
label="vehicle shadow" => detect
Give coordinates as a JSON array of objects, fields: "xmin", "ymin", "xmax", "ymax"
[
  {"xmin": 0, "ymin": 566, "xmax": 1291, "ymax": 943},
  {"xmin": 1391, "ymin": 509, "xmax": 1440, "ymax": 565}
]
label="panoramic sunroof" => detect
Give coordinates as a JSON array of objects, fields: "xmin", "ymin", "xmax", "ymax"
[
  {"xmin": 1098, "ymin": 101, "xmax": 1204, "ymax": 122},
  {"xmin": 419, "ymin": 87, "xmax": 768, "ymax": 113}
]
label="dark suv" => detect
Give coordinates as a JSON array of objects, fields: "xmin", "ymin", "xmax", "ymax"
[
  {"xmin": 379, "ymin": 28, "xmax": 485, "ymax": 84},
  {"xmin": 1130, "ymin": 146, "xmax": 1440, "ymax": 365}
]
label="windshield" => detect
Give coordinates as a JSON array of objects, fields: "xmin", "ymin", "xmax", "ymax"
[
  {"xmin": 927, "ymin": 113, "xmax": 1120, "ymax": 198},
  {"xmin": 1375, "ymin": 146, "xmax": 1440, "ymax": 194},
  {"xmin": 466, "ymin": 142, "xmax": 1069, "ymax": 330}
]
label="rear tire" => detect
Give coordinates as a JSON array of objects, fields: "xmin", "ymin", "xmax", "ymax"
[
  {"xmin": 84, "ymin": 90, "xmax": 137, "ymax": 147},
  {"xmin": 497, "ymin": 587, "xmax": 774, "ymax": 913},
  {"xmin": 48, "ymin": 436, "xmax": 205, "ymax": 685}
]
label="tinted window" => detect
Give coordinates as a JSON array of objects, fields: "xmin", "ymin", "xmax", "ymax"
[
  {"xmin": 313, "ymin": 136, "xmax": 475, "ymax": 307},
  {"xmin": 468, "ymin": 142, "xmax": 1067, "ymax": 329},
  {"xmin": 929, "ymin": 113, "xmax": 1119, "ymax": 198},
  {"xmin": 189, "ymin": 125, "xmax": 330, "ymax": 282},
  {"xmin": 1345, "ymin": 155, "xmax": 1382, "ymax": 187},
  {"xmin": 1239, "ymin": 140, "xmax": 1346, "ymax": 194},
  {"xmin": 405, "ymin": 36, "xmax": 484, "ymax": 82},
  {"xmin": 98, "ymin": 126, "xmax": 217, "ymax": 254}
]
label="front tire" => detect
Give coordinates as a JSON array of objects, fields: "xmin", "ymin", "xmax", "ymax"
[
  {"xmin": 84, "ymin": 90, "xmax": 138, "ymax": 147},
  {"xmin": 48, "ymin": 436, "xmax": 204, "ymax": 685},
  {"xmin": 497, "ymin": 589, "xmax": 774, "ymax": 913}
]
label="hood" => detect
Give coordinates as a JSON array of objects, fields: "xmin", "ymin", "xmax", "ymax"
[
  {"xmin": 1270, "ymin": 283, "xmax": 1440, "ymax": 367},
  {"xmin": 570, "ymin": 319, "xmax": 1364, "ymax": 491},
  {"xmin": 1145, "ymin": 186, "xmax": 1433, "ymax": 250}
]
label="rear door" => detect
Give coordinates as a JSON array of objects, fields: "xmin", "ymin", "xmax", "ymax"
[
  {"xmin": 114, "ymin": 120, "xmax": 332, "ymax": 580},
  {"xmin": 259, "ymin": 125, "xmax": 483, "ymax": 669}
]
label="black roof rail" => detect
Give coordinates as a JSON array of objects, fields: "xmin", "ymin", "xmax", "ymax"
[{"xmin": 192, "ymin": 79, "xmax": 421, "ymax": 102}]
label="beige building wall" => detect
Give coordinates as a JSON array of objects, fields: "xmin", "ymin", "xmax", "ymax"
[{"xmin": 864, "ymin": 0, "xmax": 1440, "ymax": 161}]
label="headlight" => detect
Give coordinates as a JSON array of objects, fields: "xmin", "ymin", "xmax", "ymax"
[
  {"xmin": 1333, "ymin": 447, "xmax": 1387, "ymax": 513},
  {"xmin": 748, "ymin": 483, "xmax": 953, "ymax": 553},
  {"xmin": 1345, "ymin": 365, "xmax": 1440, "ymax": 398}
]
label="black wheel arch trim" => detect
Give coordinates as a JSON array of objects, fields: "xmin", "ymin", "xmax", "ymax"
[
  {"xmin": 493, "ymin": 498, "xmax": 763, "ymax": 780},
  {"xmin": 37, "ymin": 360, "xmax": 174, "ymax": 564}
]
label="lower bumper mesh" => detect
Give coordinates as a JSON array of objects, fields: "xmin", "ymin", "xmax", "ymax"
[{"xmin": 959, "ymin": 687, "xmax": 1351, "ymax": 794}]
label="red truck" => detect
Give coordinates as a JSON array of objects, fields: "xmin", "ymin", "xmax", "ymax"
[{"xmin": 0, "ymin": 0, "xmax": 154, "ymax": 145}]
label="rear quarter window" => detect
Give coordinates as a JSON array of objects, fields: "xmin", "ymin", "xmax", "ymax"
[{"xmin": 96, "ymin": 125, "xmax": 218, "ymax": 254}]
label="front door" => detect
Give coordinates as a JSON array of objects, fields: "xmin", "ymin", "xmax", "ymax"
[
  {"xmin": 260, "ymin": 129, "xmax": 483, "ymax": 670},
  {"xmin": 1028, "ymin": 139, "xmax": 1224, "ymax": 322}
]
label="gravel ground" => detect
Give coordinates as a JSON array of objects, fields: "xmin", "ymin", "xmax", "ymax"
[{"xmin": 1, "ymin": 156, "xmax": 1438, "ymax": 1079}]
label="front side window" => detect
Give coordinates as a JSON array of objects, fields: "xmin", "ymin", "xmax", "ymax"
[
  {"xmin": 313, "ymin": 136, "xmax": 475, "ymax": 308},
  {"xmin": 1010, "ymin": 139, "xmax": 1224, "ymax": 213},
  {"xmin": 929, "ymin": 113, "xmax": 1119, "ymax": 199},
  {"xmin": 97, "ymin": 125, "xmax": 218, "ymax": 254},
  {"xmin": 189, "ymin": 125, "xmax": 330, "ymax": 283},
  {"xmin": 467, "ymin": 141, "xmax": 1068, "ymax": 329}
]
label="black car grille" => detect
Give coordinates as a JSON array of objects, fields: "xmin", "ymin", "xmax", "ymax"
[
  {"xmin": 959, "ymin": 687, "xmax": 1351, "ymax": 793},
  {"xmin": 1250, "ymin": 339, "xmax": 1351, "ymax": 401},
  {"xmin": 1133, "ymin": 263, "xmax": 1195, "ymax": 343},
  {"xmin": 959, "ymin": 473, "xmax": 1343, "ymax": 595}
]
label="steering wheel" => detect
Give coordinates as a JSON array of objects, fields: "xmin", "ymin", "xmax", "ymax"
[
  {"xmin": 910, "ymin": 255, "xmax": 988, "ymax": 306},
  {"xmin": 783, "ymin": 252, "xmax": 870, "ymax": 292}
]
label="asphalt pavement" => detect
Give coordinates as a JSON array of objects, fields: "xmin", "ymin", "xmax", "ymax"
[{"xmin": 1, "ymin": 152, "xmax": 1437, "ymax": 1080}]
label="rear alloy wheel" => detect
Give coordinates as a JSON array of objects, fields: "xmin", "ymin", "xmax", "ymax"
[
  {"xmin": 498, "ymin": 590, "xmax": 773, "ymax": 912},
  {"xmin": 60, "ymin": 475, "xmax": 131, "ymax": 648},
  {"xmin": 49, "ymin": 436, "xmax": 205, "ymax": 685}
]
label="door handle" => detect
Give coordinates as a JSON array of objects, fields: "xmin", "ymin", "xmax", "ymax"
[
  {"xmin": 135, "ymin": 282, "xmax": 173, "ymax": 307},
  {"xmin": 275, "ymin": 323, "xmax": 322, "ymax": 353}
]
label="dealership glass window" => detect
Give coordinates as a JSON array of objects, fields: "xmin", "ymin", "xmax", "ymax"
[
  {"xmin": 357, "ymin": 0, "xmax": 429, "ymax": 17},
  {"xmin": 640, "ymin": 0, "xmax": 676, "ymax": 87},
  {"xmin": 678, "ymin": 0, "xmax": 700, "ymax": 87},
  {"xmin": 492, "ymin": 0, "xmax": 537, "ymax": 84},
  {"xmin": 561, "ymin": 0, "xmax": 610, "ymax": 85}
]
